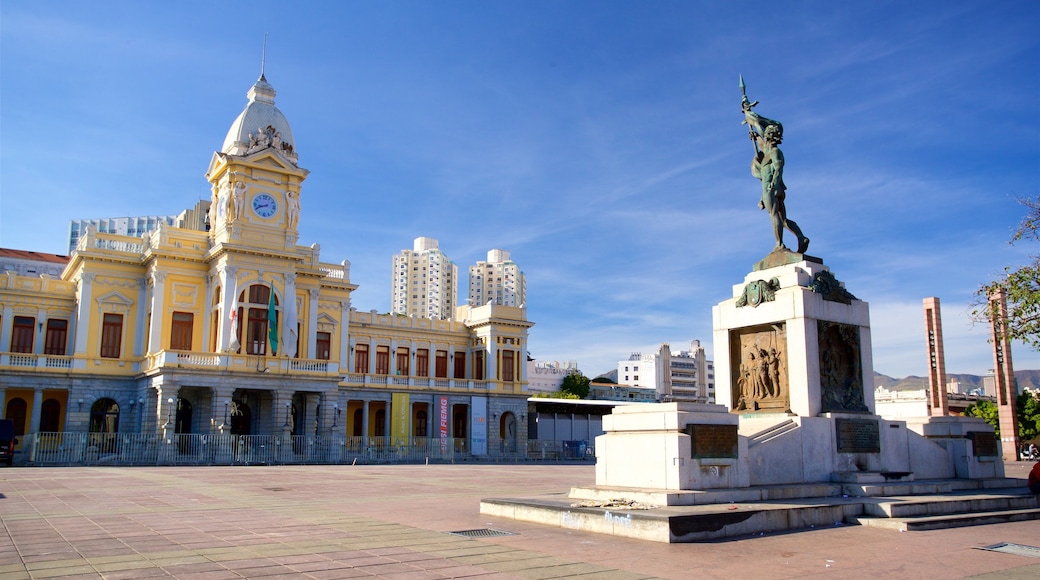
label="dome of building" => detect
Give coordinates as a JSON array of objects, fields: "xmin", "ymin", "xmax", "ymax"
[{"xmin": 220, "ymin": 74, "xmax": 298, "ymax": 164}]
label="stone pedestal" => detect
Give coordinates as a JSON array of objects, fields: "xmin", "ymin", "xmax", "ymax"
[
  {"xmin": 904, "ymin": 416, "xmax": 1003, "ymax": 479},
  {"xmin": 713, "ymin": 258, "xmax": 874, "ymax": 418},
  {"xmin": 595, "ymin": 402, "xmax": 748, "ymax": 490}
]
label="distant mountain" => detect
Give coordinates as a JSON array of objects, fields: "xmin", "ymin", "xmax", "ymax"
[{"xmin": 874, "ymin": 369, "xmax": 1040, "ymax": 392}]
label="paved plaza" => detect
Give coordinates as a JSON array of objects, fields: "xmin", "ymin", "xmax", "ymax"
[{"xmin": 1, "ymin": 462, "xmax": 1038, "ymax": 579}]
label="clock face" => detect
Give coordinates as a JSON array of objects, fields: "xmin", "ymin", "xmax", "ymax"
[{"xmin": 252, "ymin": 193, "xmax": 278, "ymax": 218}]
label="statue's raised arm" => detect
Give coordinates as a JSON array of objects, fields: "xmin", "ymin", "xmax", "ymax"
[{"xmin": 739, "ymin": 76, "xmax": 809, "ymax": 255}]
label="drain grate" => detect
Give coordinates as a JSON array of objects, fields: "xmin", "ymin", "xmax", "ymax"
[
  {"xmin": 448, "ymin": 528, "xmax": 516, "ymax": 538},
  {"xmin": 976, "ymin": 543, "xmax": 1040, "ymax": 559}
]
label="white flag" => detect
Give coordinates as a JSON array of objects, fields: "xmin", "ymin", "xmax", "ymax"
[
  {"xmin": 228, "ymin": 292, "xmax": 241, "ymax": 352},
  {"xmin": 282, "ymin": 290, "xmax": 298, "ymax": 358}
]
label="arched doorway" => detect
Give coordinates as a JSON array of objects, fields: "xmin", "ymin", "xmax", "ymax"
[
  {"xmin": 230, "ymin": 400, "xmax": 251, "ymax": 435},
  {"xmin": 89, "ymin": 398, "xmax": 119, "ymax": 453},
  {"xmin": 500, "ymin": 412, "xmax": 517, "ymax": 453},
  {"xmin": 41, "ymin": 399, "xmax": 61, "ymax": 432},
  {"xmin": 4, "ymin": 398, "xmax": 27, "ymax": 437},
  {"xmin": 352, "ymin": 409, "xmax": 363, "ymax": 437},
  {"xmin": 175, "ymin": 398, "xmax": 193, "ymax": 454},
  {"xmin": 175, "ymin": 398, "xmax": 192, "ymax": 434}
]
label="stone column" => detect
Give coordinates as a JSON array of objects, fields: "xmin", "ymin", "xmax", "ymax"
[
  {"xmin": 338, "ymin": 300, "xmax": 351, "ymax": 370},
  {"xmin": 147, "ymin": 271, "xmax": 167, "ymax": 354},
  {"xmin": 73, "ymin": 273, "xmax": 95, "ymax": 356},
  {"xmin": 0, "ymin": 305, "xmax": 12, "ymax": 352},
  {"xmin": 487, "ymin": 332, "xmax": 497, "ymax": 381},
  {"xmin": 134, "ymin": 277, "xmax": 147, "ymax": 356},
  {"xmin": 29, "ymin": 388, "xmax": 44, "ymax": 434},
  {"xmin": 307, "ymin": 289, "xmax": 320, "ymax": 359}
]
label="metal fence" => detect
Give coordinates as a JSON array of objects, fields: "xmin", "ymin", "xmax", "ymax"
[{"xmin": 24, "ymin": 432, "xmax": 473, "ymax": 467}]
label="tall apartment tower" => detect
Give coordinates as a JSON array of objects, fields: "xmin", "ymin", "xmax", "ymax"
[
  {"xmin": 391, "ymin": 237, "xmax": 458, "ymax": 320},
  {"xmin": 468, "ymin": 249, "xmax": 526, "ymax": 307},
  {"xmin": 67, "ymin": 200, "xmax": 211, "ymax": 254}
]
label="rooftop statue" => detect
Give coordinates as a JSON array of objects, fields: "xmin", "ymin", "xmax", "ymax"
[{"xmin": 740, "ymin": 76, "xmax": 809, "ymax": 255}]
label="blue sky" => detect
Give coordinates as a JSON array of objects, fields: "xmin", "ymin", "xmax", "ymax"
[{"xmin": 1, "ymin": 1, "xmax": 1037, "ymax": 379}]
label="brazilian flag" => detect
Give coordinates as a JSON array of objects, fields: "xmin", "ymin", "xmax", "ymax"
[{"xmin": 268, "ymin": 283, "xmax": 278, "ymax": 355}]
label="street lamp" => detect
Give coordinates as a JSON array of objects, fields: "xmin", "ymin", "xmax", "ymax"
[
  {"xmin": 284, "ymin": 402, "xmax": 291, "ymax": 428},
  {"xmin": 165, "ymin": 397, "xmax": 175, "ymax": 428}
]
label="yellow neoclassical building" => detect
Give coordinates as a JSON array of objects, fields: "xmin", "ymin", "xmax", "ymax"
[{"xmin": 0, "ymin": 73, "xmax": 533, "ymax": 465}]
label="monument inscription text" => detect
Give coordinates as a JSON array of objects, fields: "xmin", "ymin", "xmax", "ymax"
[
  {"xmin": 685, "ymin": 424, "xmax": 739, "ymax": 459},
  {"xmin": 835, "ymin": 418, "xmax": 880, "ymax": 453}
]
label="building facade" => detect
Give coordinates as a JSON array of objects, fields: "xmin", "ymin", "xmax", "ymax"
[
  {"xmin": 0, "ymin": 73, "xmax": 533, "ymax": 465},
  {"xmin": 391, "ymin": 237, "xmax": 458, "ymax": 320},
  {"xmin": 616, "ymin": 340, "xmax": 714, "ymax": 403},
  {"xmin": 468, "ymin": 249, "xmax": 526, "ymax": 307},
  {"xmin": 526, "ymin": 360, "xmax": 580, "ymax": 394}
]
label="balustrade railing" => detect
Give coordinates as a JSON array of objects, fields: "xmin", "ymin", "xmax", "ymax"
[{"xmin": 24, "ymin": 432, "xmax": 478, "ymax": 466}]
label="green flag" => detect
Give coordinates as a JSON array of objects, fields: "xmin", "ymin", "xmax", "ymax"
[{"xmin": 267, "ymin": 283, "xmax": 278, "ymax": 355}]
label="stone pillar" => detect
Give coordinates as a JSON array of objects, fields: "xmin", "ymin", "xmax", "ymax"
[
  {"xmin": 338, "ymin": 300, "xmax": 351, "ymax": 369},
  {"xmin": 147, "ymin": 271, "xmax": 167, "ymax": 353},
  {"xmin": 134, "ymin": 277, "xmax": 147, "ymax": 356},
  {"xmin": 73, "ymin": 274, "xmax": 95, "ymax": 356},
  {"xmin": 390, "ymin": 339, "xmax": 399, "ymax": 375},
  {"xmin": 487, "ymin": 332, "xmax": 497, "ymax": 381},
  {"xmin": 307, "ymin": 289, "xmax": 320, "ymax": 359},
  {"xmin": 29, "ymin": 389, "xmax": 44, "ymax": 434},
  {"xmin": 923, "ymin": 297, "xmax": 949, "ymax": 417},
  {"xmin": 989, "ymin": 290, "xmax": 1018, "ymax": 462},
  {"xmin": 33, "ymin": 308, "xmax": 46, "ymax": 354},
  {"xmin": 0, "ymin": 305, "xmax": 12, "ymax": 352}
]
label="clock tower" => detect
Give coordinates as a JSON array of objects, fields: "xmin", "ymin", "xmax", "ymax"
[{"xmin": 205, "ymin": 73, "xmax": 309, "ymax": 251}]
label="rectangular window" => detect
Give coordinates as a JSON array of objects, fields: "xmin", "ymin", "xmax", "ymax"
[
  {"xmin": 170, "ymin": 312, "xmax": 194, "ymax": 351},
  {"xmin": 501, "ymin": 350, "xmax": 515, "ymax": 382},
  {"xmin": 354, "ymin": 343, "xmax": 369, "ymax": 373},
  {"xmin": 396, "ymin": 347, "xmax": 410, "ymax": 376},
  {"xmin": 435, "ymin": 350, "xmax": 448, "ymax": 378},
  {"xmin": 376, "ymin": 345, "xmax": 390, "ymax": 375},
  {"xmin": 44, "ymin": 319, "xmax": 68, "ymax": 355},
  {"xmin": 100, "ymin": 313, "xmax": 123, "ymax": 358},
  {"xmin": 416, "ymin": 348, "xmax": 429, "ymax": 377},
  {"xmin": 11, "ymin": 316, "xmax": 35, "ymax": 353},
  {"xmin": 453, "ymin": 351, "xmax": 466, "ymax": 379},
  {"xmin": 316, "ymin": 332, "xmax": 331, "ymax": 360},
  {"xmin": 473, "ymin": 350, "xmax": 485, "ymax": 381}
]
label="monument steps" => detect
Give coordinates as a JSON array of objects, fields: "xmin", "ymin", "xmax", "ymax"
[
  {"xmin": 849, "ymin": 507, "xmax": 1040, "ymax": 532},
  {"xmin": 481, "ymin": 479, "xmax": 1039, "ymax": 542},
  {"xmin": 746, "ymin": 419, "xmax": 797, "ymax": 447}
]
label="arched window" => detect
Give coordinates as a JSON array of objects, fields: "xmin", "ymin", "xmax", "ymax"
[
  {"xmin": 230, "ymin": 400, "xmax": 251, "ymax": 436},
  {"xmin": 175, "ymin": 398, "xmax": 193, "ymax": 434},
  {"xmin": 352, "ymin": 409, "xmax": 363, "ymax": 437},
  {"xmin": 240, "ymin": 284, "xmax": 278, "ymax": 356},
  {"xmin": 4, "ymin": 398, "xmax": 27, "ymax": 436},
  {"xmin": 89, "ymin": 399, "xmax": 120, "ymax": 434},
  {"xmin": 41, "ymin": 399, "xmax": 61, "ymax": 432}
]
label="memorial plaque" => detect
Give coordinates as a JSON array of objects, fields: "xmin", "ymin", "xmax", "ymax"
[
  {"xmin": 967, "ymin": 431, "xmax": 998, "ymax": 457},
  {"xmin": 835, "ymin": 418, "xmax": 880, "ymax": 453},
  {"xmin": 685, "ymin": 424, "xmax": 738, "ymax": 459}
]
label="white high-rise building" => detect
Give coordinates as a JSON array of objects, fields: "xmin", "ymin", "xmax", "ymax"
[
  {"xmin": 391, "ymin": 237, "xmax": 458, "ymax": 320},
  {"xmin": 67, "ymin": 200, "xmax": 210, "ymax": 254},
  {"xmin": 617, "ymin": 340, "xmax": 714, "ymax": 403},
  {"xmin": 468, "ymin": 249, "xmax": 526, "ymax": 307}
]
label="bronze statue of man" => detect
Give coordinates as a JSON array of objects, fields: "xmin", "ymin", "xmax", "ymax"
[{"xmin": 741, "ymin": 80, "xmax": 809, "ymax": 254}]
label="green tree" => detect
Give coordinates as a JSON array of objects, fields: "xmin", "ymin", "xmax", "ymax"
[
  {"xmin": 973, "ymin": 195, "xmax": 1040, "ymax": 350},
  {"xmin": 1017, "ymin": 391, "xmax": 1040, "ymax": 442},
  {"xmin": 561, "ymin": 373, "xmax": 591, "ymax": 399},
  {"xmin": 965, "ymin": 392, "xmax": 1040, "ymax": 442},
  {"xmin": 964, "ymin": 399, "xmax": 1000, "ymax": 436}
]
